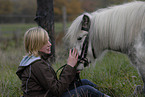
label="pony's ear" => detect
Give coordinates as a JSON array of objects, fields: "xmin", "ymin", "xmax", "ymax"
[{"xmin": 81, "ymin": 15, "xmax": 91, "ymax": 31}]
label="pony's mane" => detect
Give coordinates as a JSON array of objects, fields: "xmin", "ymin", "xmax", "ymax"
[
  {"xmin": 90, "ymin": 1, "xmax": 145, "ymax": 51},
  {"xmin": 65, "ymin": 1, "xmax": 145, "ymax": 50},
  {"xmin": 64, "ymin": 15, "xmax": 82, "ymax": 45}
]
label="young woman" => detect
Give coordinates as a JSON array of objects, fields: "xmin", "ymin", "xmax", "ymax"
[{"xmin": 16, "ymin": 27, "xmax": 109, "ymax": 97}]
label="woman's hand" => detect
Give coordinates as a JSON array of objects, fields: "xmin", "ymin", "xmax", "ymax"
[{"xmin": 67, "ymin": 48, "xmax": 79, "ymax": 67}]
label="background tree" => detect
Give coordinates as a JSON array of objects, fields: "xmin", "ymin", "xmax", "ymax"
[
  {"xmin": 1, "ymin": 0, "xmax": 145, "ymax": 23},
  {"xmin": 0, "ymin": 0, "xmax": 13, "ymax": 15},
  {"xmin": 11, "ymin": 0, "xmax": 37, "ymax": 15},
  {"xmin": 107, "ymin": 0, "xmax": 133, "ymax": 5},
  {"xmin": 35, "ymin": 0, "xmax": 55, "ymax": 62},
  {"xmin": 54, "ymin": 0, "xmax": 83, "ymax": 21},
  {"xmin": 1, "ymin": 0, "xmax": 145, "ymax": 16},
  {"xmin": 81, "ymin": 0, "xmax": 136, "ymax": 12},
  {"xmin": 81, "ymin": 0, "xmax": 100, "ymax": 12}
]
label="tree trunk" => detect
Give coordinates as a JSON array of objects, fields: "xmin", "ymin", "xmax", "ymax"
[{"xmin": 35, "ymin": 0, "xmax": 55, "ymax": 62}]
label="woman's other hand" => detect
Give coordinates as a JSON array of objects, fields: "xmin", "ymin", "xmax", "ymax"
[{"xmin": 67, "ymin": 48, "xmax": 79, "ymax": 67}]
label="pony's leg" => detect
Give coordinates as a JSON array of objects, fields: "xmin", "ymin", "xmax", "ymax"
[
  {"xmin": 128, "ymin": 46, "xmax": 145, "ymax": 95},
  {"xmin": 135, "ymin": 34, "xmax": 145, "ymax": 95},
  {"xmin": 128, "ymin": 29, "xmax": 145, "ymax": 95},
  {"xmin": 136, "ymin": 58, "xmax": 145, "ymax": 93},
  {"xmin": 133, "ymin": 62, "xmax": 145, "ymax": 96}
]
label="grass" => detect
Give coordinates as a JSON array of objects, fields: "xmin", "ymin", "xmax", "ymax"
[
  {"xmin": 0, "ymin": 47, "xmax": 24, "ymax": 96},
  {"xmin": 0, "ymin": 23, "xmax": 143, "ymax": 97},
  {"xmin": 80, "ymin": 51, "xmax": 143, "ymax": 96}
]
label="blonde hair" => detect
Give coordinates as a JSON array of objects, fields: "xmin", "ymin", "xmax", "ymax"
[{"xmin": 24, "ymin": 27, "xmax": 49, "ymax": 56}]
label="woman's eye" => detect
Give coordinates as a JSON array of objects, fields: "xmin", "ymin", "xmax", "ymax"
[{"xmin": 77, "ymin": 37, "xmax": 82, "ymax": 40}]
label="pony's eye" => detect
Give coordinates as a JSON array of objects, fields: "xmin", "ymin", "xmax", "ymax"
[{"xmin": 77, "ymin": 37, "xmax": 82, "ymax": 40}]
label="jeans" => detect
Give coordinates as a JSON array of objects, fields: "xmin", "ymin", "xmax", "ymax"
[{"xmin": 61, "ymin": 79, "xmax": 104, "ymax": 97}]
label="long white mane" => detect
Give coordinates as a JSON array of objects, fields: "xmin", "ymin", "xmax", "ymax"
[
  {"xmin": 90, "ymin": 1, "xmax": 145, "ymax": 52},
  {"xmin": 66, "ymin": 1, "xmax": 145, "ymax": 52}
]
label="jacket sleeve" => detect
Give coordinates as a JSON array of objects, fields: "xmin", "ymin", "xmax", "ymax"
[{"xmin": 31, "ymin": 61, "xmax": 77, "ymax": 96}]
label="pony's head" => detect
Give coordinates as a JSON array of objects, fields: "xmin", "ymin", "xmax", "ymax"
[{"xmin": 65, "ymin": 13, "xmax": 96, "ymax": 71}]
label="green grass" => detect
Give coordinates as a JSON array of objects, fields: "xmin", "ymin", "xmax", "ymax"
[
  {"xmin": 0, "ymin": 47, "xmax": 24, "ymax": 96},
  {"xmin": 0, "ymin": 23, "xmax": 143, "ymax": 97},
  {"xmin": 80, "ymin": 51, "xmax": 143, "ymax": 96}
]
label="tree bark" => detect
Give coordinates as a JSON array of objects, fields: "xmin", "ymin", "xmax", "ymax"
[{"xmin": 35, "ymin": 0, "xmax": 55, "ymax": 62}]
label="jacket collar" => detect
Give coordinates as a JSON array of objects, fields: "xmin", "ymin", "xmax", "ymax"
[{"xmin": 19, "ymin": 55, "xmax": 41, "ymax": 66}]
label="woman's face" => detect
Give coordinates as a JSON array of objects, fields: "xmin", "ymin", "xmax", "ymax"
[{"xmin": 39, "ymin": 39, "xmax": 52, "ymax": 54}]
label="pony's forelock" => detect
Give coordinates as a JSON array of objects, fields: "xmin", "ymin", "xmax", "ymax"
[
  {"xmin": 64, "ymin": 13, "xmax": 92, "ymax": 46},
  {"xmin": 64, "ymin": 15, "xmax": 82, "ymax": 46}
]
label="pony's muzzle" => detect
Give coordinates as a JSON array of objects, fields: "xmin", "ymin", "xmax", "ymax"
[
  {"xmin": 76, "ymin": 58, "xmax": 90, "ymax": 71},
  {"xmin": 76, "ymin": 63, "xmax": 85, "ymax": 71}
]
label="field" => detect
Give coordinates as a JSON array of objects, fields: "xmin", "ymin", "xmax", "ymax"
[{"xmin": 0, "ymin": 23, "xmax": 143, "ymax": 97}]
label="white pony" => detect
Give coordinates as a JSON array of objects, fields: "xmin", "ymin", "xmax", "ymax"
[{"xmin": 65, "ymin": 1, "xmax": 145, "ymax": 95}]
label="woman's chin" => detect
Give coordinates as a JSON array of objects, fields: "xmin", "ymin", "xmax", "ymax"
[{"xmin": 48, "ymin": 51, "xmax": 51, "ymax": 54}]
